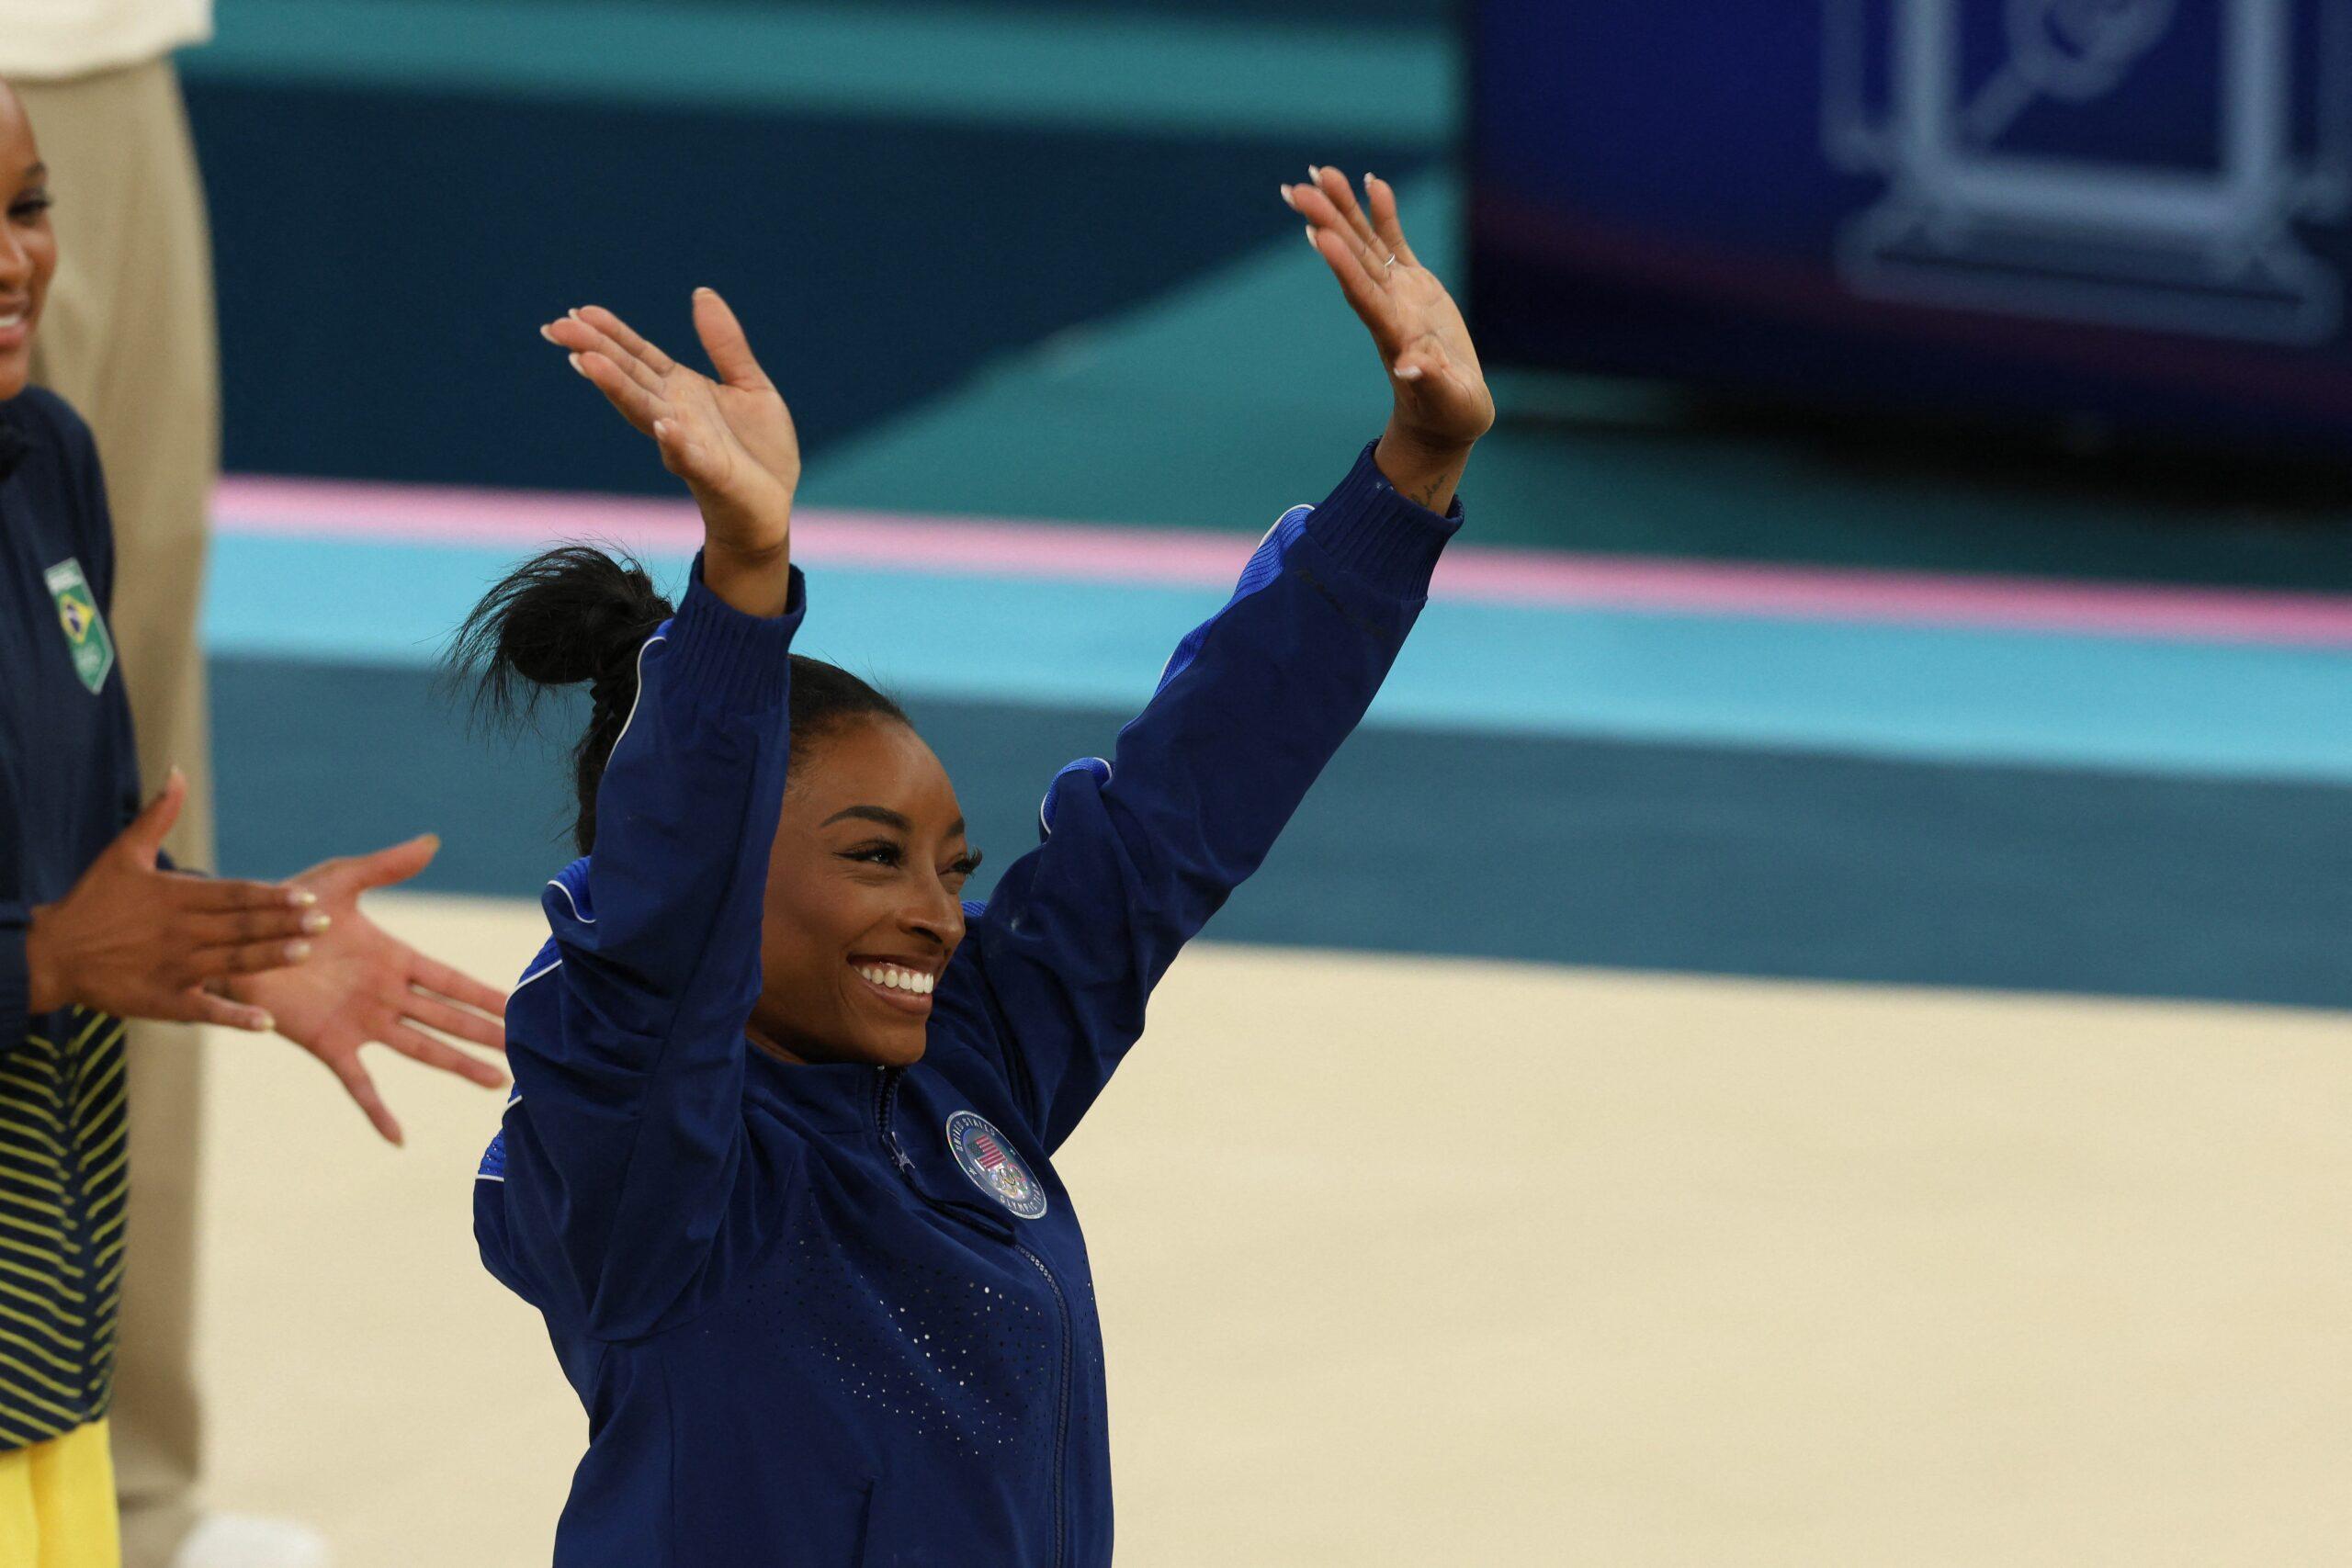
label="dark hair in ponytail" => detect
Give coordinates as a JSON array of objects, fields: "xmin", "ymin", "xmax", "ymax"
[{"xmin": 447, "ymin": 545, "xmax": 910, "ymax": 855}]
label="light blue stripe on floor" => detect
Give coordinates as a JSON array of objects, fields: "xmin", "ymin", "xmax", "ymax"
[
  {"xmin": 208, "ymin": 533, "xmax": 2352, "ymax": 784},
  {"xmin": 191, "ymin": 0, "xmax": 1451, "ymax": 140}
]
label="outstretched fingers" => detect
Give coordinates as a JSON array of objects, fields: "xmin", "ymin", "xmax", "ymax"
[
  {"xmin": 345, "ymin": 833, "xmax": 441, "ymax": 894},
  {"xmin": 1307, "ymin": 225, "xmax": 1393, "ymax": 333},
  {"xmin": 187, "ymin": 874, "xmax": 315, "ymax": 915},
  {"xmin": 328, "ymin": 1053, "xmax": 403, "ymax": 1145},
  {"xmin": 575, "ymin": 305, "xmax": 676, "ymax": 378},
  {"xmin": 570, "ymin": 347, "xmax": 670, "ymax": 436},
  {"xmin": 383, "ymin": 1018, "xmax": 507, "ymax": 1089},
  {"xmin": 187, "ymin": 903, "xmax": 317, "ymax": 950},
  {"xmin": 411, "ymin": 953, "xmax": 508, "ymax": 1022},
  {"xmin": 1287, "ymin": 178, "xmax": 1386, "ymax": 284},
  {"xmin": 1363, "ymin": 174, "xmax": 1419, "ymax": 269},
  {"xmin": 691, "ymin": 288, "xmax": 771, "ymax": 391},
  {"xmin": 121, "ymin": 771, "xmax": 187, "ymax": 865},
  {"xmin": 547, "ymin": 313, "xmax": 662, "ymax": 394},
  {"xmin": 1288, "ymin": 186, "xmax": 1397, "ymax": 348},
  {"xmin": 187, "ymin": 934, "xmax": 312, "ymax": 981},
  {"xmin": 546, "ymin": 310, "xmax": 676, "ymax": 431},
  {"xmin": 401, "ymin": 985, "xmax": 507, "ymax": 1057},
  {"xmin": 178, "ymin": 986, "xmax": 275, "ymax": 1032},
  {"xmin": 1310, "ymin": 165, "xmax": 1394, "ymax": 266}
]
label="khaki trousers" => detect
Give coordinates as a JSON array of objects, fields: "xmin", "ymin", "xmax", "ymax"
[{"xmin": 19, "ymin": 58, "xmax": 219, "ymax": 1568}]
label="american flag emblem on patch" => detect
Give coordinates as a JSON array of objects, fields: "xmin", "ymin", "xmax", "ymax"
[{"xmin": 944, "ymin": 1110, "xmax": 1048, "ymax": 1220}]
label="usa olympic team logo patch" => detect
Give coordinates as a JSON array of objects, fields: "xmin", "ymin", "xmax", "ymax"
[{"xmin": 944, "ymin": 1111, "xmax": 1047, "ymax": 1220}]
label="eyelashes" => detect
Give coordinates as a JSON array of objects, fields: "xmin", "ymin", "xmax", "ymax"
[
  {"xmin": 8, "ymin": 194, "xmax": 51, "ymax": 220},
  {"xmin": 842, "ymin": 842, "xmax": 983, "ymax": 879}
]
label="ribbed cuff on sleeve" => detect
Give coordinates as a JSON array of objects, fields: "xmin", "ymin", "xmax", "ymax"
[
  {"xmin": 0, "ymin": 903, "xmax": 31, "ymax": 1061},
  {"xmin": 663, "ymin": 554, "xmax": 805, "ymax": 712},
  {"xmin": 1304, "ymin": 439, "xmax": 1466, "ymax": 599}
]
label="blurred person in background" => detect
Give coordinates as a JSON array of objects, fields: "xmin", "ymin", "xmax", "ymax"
[
  {"xmin": 0, "ymin": 5, "xmax": 244, "ymax": 1563},
  {"xmin": 1, "ymin": 83, "xmax": 510, "ymax": 1568},
  {"xmin": 462, "ymin": 167, "xmax": 1490, "ymax": 1566},
  {"xmin": 0, "ymin": 6, "xmax": 224, "ymax": 1562},
  {"xmin": 0, "ymin": 24, "xmax": 496, "ymax": 1561}
]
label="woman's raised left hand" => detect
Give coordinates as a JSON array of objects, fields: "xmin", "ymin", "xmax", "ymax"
[{"xmin": 1283, "ymin": 168, "xmax": 1496, "ymax": 460}]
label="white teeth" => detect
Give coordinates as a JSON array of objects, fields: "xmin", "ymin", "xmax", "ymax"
[
  {"xmin": 855, "ymin": 964, "xmax": 933, "ymax": 997},
  {"xmin": 0, "ymin": 312, "xmax": 22, "ymax": 328}
]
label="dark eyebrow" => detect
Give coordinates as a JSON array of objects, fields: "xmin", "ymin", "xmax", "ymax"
[
  {"xmin": 820, "ymin": 807, "xmax": 967, "ymax": 840},
  {"xmin": 822, "ymin": 806, "xmax": 910, "ymax": 832}
]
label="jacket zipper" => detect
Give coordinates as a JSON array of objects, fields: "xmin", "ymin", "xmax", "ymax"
[
  {"xmin": 873, "ymin": 1066, "xmax": 915, "ymax": 1174},
  {"xmin": 873, "ymin": 1067, "xmax": 1071, "ymax": 1568},
  {"xmin": 1014, "ymin": 1238, "xmax": 1072, "ymax": 1568}
]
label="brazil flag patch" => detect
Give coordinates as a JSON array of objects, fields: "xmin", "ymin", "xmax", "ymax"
[{"xmin": 44, "ymin": 558, "xmax": 115, "ymax": 694}]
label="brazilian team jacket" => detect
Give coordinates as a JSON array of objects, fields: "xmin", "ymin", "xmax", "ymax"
[
  {"xmin": 0, "ymin": 389, "xmax": 142, "ymax": 1451},
  {"xmin": 475, "ymin": 441, "xmax": 1464, "ymax": 1567}
]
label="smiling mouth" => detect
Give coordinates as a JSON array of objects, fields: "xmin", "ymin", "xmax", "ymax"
[{"xmin": 849, "ymin": 959, "xmax": 935, "ymax": 1016}]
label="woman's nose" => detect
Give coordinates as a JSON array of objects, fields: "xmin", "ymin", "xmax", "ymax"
[
  {"xmin": 0, "ymin": 228, "xmax": 28, "ymax": 288},
  {"xmin": 906, "ymin": 878, "xmax": 966, "ymax": 946}
]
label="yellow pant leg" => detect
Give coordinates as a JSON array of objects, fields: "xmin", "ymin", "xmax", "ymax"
[
  {"xmin": 0, "ymin": 1420, "xmax": 121, "ymax": 1568},
  {"xmin": 0, "ymin": 1431, "xmax": 37, "ymax": 1566}
]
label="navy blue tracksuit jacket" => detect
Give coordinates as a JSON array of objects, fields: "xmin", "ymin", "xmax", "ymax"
[
  {"xmin": 476, "ymin": 442, "xmax": 1463, "ymax": 1567},
  {"xmin": 0, "ymin": 390, "xmax": 146, "ymax": 1450}
]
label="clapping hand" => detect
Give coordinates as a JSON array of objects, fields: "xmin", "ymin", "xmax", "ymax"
[
  {"xmin": 229, "ymin": 835, "xmax": 509, "ymax": 1145},
  {"xmin": 24, "ymin": 769, "xmax": 320, "ymax": 1030},
  {"xmin": 1283, "ymin": 168, "xmax": 1495, "ymax": 512},
  {"xmin": 543, "ymin": 290, "xmax": 798, "ymax": 615}
]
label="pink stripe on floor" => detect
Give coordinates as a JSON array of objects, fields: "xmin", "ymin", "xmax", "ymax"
[{"xmin": 212, "ymin": 473, "xmax": 2352, "ymax": 649}]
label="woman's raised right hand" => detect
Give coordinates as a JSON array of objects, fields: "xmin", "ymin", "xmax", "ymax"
[{"xmin": 543, "ymin": 289, "xmax": 798, "ymax": 604}]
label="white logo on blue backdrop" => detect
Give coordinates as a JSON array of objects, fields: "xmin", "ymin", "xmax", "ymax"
[{"xmin": 1825, "ymin": 0, "xmax": 2352, "ymax": 343}]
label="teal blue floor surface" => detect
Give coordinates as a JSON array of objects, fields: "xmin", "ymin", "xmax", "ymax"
[{"xmin": 208, "ymin": 530, "xmax": 2352, "ymax": 785}]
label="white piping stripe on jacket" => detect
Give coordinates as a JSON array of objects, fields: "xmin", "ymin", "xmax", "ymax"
[
  {"xmin": 548, "ymin": 879, "xmax": 593, "ymax": 925},
  {"xmin": 1037, "ymin": 759, "xmax": 1112, "ymax": 840},
  {"xmin": 607, "ymin": 631, "xmax": 668, "ymax": 767}
]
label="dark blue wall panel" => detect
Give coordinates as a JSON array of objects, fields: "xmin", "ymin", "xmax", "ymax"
[{"xmin": 184, "ymin": 82, "xmax": 1429, "ymax": 491}]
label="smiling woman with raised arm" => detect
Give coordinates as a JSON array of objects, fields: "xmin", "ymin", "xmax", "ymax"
[{"xmin": 461, "ymin": 167, "xmax": 1493, "ymax": 1568}]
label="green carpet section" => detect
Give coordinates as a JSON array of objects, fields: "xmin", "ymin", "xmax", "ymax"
[{"xmin": 196, "ymin": 0, "xmax": 1451, "ymax": 139}]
